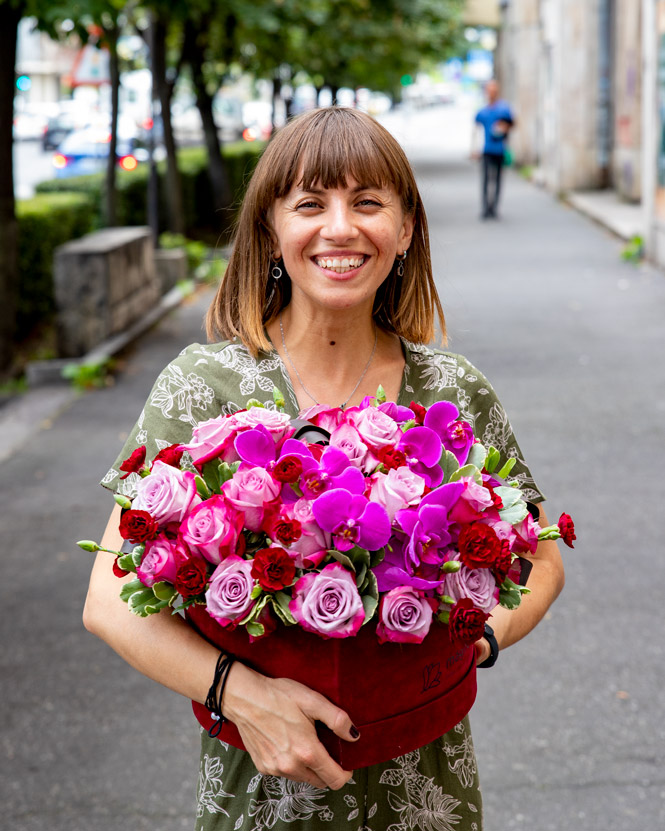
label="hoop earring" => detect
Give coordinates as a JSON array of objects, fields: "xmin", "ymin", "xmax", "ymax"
[
  {"xmin": 396, "ymin": 250, "xmax": 407, "ymax": 278},
  {"xmin": 271, "ymin": 256, "xmax": 283, "ymax": 280}
]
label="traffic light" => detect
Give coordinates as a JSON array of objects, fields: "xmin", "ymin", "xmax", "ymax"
[{"xmin": 16, "ymin": 75, "xmax": 32, "ymax": 92}]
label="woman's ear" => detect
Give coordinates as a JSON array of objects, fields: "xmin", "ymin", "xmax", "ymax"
[{"xmin": 398, "ymin": 213, "xmax": 415, "ymax": 255}]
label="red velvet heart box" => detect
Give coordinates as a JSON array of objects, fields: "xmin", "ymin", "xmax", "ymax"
[{"xmin": 187, "ymin": 604, "xmax": 477, "ymax": 770}]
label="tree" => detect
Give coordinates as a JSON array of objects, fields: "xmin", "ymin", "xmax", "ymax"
[{"xmin": 0, "ymin": 0, "xmax": 25, "ymax": 372}]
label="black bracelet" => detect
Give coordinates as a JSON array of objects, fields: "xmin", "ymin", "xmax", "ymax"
[
  {"xmin": 205, "ymin": 652, "xmax": 236, "ymax": 738},
  {"xmin": 478, "ymin": 623, "xmax": 499, "ymax": 669}
]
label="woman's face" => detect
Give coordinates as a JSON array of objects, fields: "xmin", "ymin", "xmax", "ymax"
[{"xmin": 270, "ymin": 178, "xmax": 414, "ymax": 315}]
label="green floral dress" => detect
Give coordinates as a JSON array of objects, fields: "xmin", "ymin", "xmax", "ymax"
[{"xmin": 102, "ymin": 339, "xmax": 544, "ymax": 831}]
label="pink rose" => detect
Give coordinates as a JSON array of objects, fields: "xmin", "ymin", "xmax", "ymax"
[
  {"xmin": 329, "ymin": 423, "xmax": 369, "ymax": 469},
  {"xmin": 222, "ymin": 464, "xmax": 281, "ymax": 532},
  {"xmin": 298, "ymin": 405, "xmax": 345, "ymax": 433},
  {"xmin": 347, "ymin": 407, "xmax": 401, "ymax": 451},
  {"xmin": 179, "ymin": 495, "xmax": 244, "ymax": 565},
  {"xmin": 442, "ymin": 556, "xmax": 500, "ymax": 614},
  {"xmin": 512, "ymin": 512, "xmax": 540, "ymax": 554},
  {"xmin": 282, "ymin": 498, "xmax": 329, "ymax": 568},
  {"xmin": 205, "ymin": 555, "xmax": 256, "ymax": 627},
  {"xmin": 132, "ymin": 461, "xmax": 200, "ymax": 526},
  {"xmin": 289, "ymin": 562, "xmax": 365, "ymax": 638},
  {"xmin": 448, "ymin": 478, "xmax": 495, "ymax": 524},
  {"xmin": 368, "ymin": 467, "xmax": 426, "ymax": 521},
  {"xmin": 377, "ymin": 586, "xmax": 437, "ymax": 644},
  {"xmin": 179, "ymin": 414, "xmax": 241, "ymax": 465},
  {"xmin": 137, "ymin": 534, "xmax": 183, "ymax": 587},
  {"xmin": 232, "ymin": 408, "xmax": 293, "ymax": 441}
]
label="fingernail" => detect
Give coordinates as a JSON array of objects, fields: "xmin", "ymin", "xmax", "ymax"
[{"xmin": 350, "ymin": 725, "xmax": 360, "ymax": 739}]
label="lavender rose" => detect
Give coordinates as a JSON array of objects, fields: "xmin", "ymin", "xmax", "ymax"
[
  {"xmin": 442, "ymin": 556, "xmax": 500, "ymax": 614},
  {"xmin": 137, "ymin": 534, "xmax": 182, "ymax": 587},
  {"xmin": 289, "ymin": 562, "xmax": 365, "ymax": 638},
  {"xmin": 377, "ymin": 586, "xmax": 437, "ymax": 644},
  {"xmin": 205, "ymin": 555, "xmax": 256, "ymax": 627},
  {"xmin": 368, "ymin": 467, "xmax": 426, "ymax": 521},
  {"xmin": 180, "ymin": 495, "xmax": 244, "ymax": 565},
  {"xmin": 347, "ymin": 406, "xmax": 401, "ymax": 451},
  {"xmin": 179, "ymin": 414, "xmax": 242, "ymax": 465},
  {"xmin": 329, "ymin": 422, "xmax": 368, "ymax": 469},
  {"xmin": 132, "ymin": 461, "xmax": 200, "ymax": 526}
]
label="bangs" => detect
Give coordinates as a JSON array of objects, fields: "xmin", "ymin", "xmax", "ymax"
[{"xmin": 265, "ymin": 108, "xmax": 415, "ymax": 208}]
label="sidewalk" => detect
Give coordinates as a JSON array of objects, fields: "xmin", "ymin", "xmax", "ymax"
[{"xmin": 566, "ymin": 188, "xmax": 644, "ymax": 241}]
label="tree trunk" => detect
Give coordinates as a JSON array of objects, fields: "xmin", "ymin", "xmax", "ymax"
[
  {"xmin": 183, "ymin": 20, "xmax": 231, "ymax": 216},
  {"xmin": 0, "ymin": 1, "xmax": 24, "ymax": 372},
  {"xmin": 271, "ymin": 76, "xmax": 282, "ymax": 132},
  {"xmin": 151, "ymin": 16, "xmax": 185, "ymax": 234},
  {"xmin": 104, "ymin": 25, "xmax": 120, "ymax": 227}
]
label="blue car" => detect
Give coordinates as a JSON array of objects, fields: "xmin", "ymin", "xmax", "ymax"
[{"xmin": 52, "ymin": 126, "xmax": 146, "ymax": 178}]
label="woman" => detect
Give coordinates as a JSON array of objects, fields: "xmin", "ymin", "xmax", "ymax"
[{"xmin": 85, "ymin": 107, "xmax": 564, "ymax": 829}]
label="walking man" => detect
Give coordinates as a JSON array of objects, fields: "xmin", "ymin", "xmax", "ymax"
[{"xmin": 472, "ymin": 79, "xmax": 515, "ymax": 219}]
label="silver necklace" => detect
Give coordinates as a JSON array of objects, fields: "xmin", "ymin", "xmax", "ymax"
[{"xmin": 279, "ymin": 314, "xmax": 378, "ymax": 409}]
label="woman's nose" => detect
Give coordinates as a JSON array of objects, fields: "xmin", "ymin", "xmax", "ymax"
[{"xmin": 321, "ymin": 202, "xmax": 358, "ymax": 242}]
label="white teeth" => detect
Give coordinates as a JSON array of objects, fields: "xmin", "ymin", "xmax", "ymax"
[{"xmin": 315, "ymin": 256, "xmax": 365, "ymax": 272}]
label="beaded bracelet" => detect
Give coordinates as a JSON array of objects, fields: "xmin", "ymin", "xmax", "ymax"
[{"xmin": 204, "ymin": 652, "xmax": 236, "ymax": 738}]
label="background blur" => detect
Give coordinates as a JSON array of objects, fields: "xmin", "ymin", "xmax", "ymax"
[{"xmin": 1, "ymin": 2, "xmax": 664, "ymax": 830}]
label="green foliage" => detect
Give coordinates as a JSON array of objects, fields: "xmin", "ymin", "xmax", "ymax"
[
  {"xmin": 621, "ymin": 235, "xmax": 644, "ymax": 264},
  {"xmin": 16, "ymin": 192, "xmax": 95, "ymax": 334},
  {"xmin": 35, "ymin": 142, "xmax": 265, "ymax": 237},
  {"xmin": 61, "ymin": 357, "xmax": 113, "ymax": 390}
]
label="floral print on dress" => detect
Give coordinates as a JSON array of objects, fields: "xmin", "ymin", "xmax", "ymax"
[{"xmin": 248, "ymin": 777, "xmax": 332, "ymax": 828}]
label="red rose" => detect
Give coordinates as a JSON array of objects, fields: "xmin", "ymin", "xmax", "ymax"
[
  {"xmin": 119, "ymin": 446, "xmax": 147, "ymax": 479},
  {"xmin": 493, "ymin": 540, "xmax": 513, "ymax": 585},
  {"xmin": 558, "ymin": 513, "xmax": 576, "ymax": 548},
  {"xmin": 174, "ymin": 557, "xmax": 209, "ymax": 598},
  {"xmin": 152, "ymin": 444, "xmax": 184, "ymax": 469},
  {"xmin": 458, "ymin": 522, "xmax": 502, "ymax": 569},
  {"xmin": 409, "ymin": 400, "xmax": 427, "ymax": 426},
  {"xmin": 377, "ymin": 445, "xmax": 408, "ymax": 471},
  {"xmin": 272, "ymin": 455, "xmax": 303, "ymax": 483},
  {"xmin": 250, "ymin": 547, "xmax": 296, "ymax": 592},
  {"xmin": 272, "ymin": 518, "xmax": 302, "ymax": 546},
  {"xmin": 119, "ymin": 509, "xmax": 159, "ymax": 544},
  {"xmin": 448, "ymin": 598, "xmax": 489, "ymax": 645}
]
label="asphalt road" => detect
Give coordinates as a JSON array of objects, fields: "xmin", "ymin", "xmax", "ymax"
[{"xmin": 2, "ymin": 109, "xmax": 664, "ymax": 830}]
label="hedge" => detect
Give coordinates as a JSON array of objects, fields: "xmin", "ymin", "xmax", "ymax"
[
  {"xmin": 35, "ymin": 141, "xmax": 266, "ymax": 236},
  {"xmin": 16, "ymin": 191, "xmax": 95, "ymax": 333}
]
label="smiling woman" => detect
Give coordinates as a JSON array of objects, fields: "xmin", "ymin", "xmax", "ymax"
[{"xmin": 84, "ymin": 106, "xmax": 565, "ymax": 831}]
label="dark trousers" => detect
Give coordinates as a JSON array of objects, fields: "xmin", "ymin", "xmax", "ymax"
[{"xmin": 482, "ymin": 152, "xmax": 504, "ymax": 216}]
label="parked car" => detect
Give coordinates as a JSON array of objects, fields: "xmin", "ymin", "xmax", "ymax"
[
  {"xmin": 42, "ymin": 102, "xmax": 93, "ymax": 151},
  {"xmin": 51, "ymin": 126, "xmax": 144, "ymax": 178}
]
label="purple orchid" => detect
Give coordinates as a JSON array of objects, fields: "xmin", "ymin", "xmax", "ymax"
[
  {"xmin": 374, "ymin": 534, "xmax": 444, "ymax": 593},
  {"xmin": 424, "ymin": 401, "xmax": 475, "ymax": 465},
  {"xmin": 395, "ymin": 426, "xmax": 443, "ymax": 488},
  {"xmin": 312, "ymin": 488, "xmax": 391, "ymax": 552},
  {"xmin": 378, "ymin": 401, "xmax": 420, "ymax": 423},
  {"xmin": 395, "ymin": 481, "xmax": 465, "ymax": 569},
  {"xmin": 296, "ymin": 446, "xmax": 365, "ymax": 499},
  {"xmin": 234, "ymin": 424, "xmax": 277, "ymax": 467}
]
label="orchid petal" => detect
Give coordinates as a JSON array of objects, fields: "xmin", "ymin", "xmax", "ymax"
[
  {"xmin": 423, "ymin": 400, "xmax": 459, "ymax": 437},
  {"xmin": 357, "ymin": 501, "xmax": 392, "ymax": 550},
  {"xmin": 233, "ymin": 425, "xmax": 275, "ymax": 467},
  {"xmin": 311, "ymin": 488, "xmax": 353, "ymax": 531},
  {"xmin": 397, "ymin": 426, "xmax": 442, "ymax": 467}
]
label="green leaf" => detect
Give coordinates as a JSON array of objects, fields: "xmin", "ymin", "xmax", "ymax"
[
  {"xmin": 498, "ymin": 502, "xmax": 528, "ymax": 525},
  {"xmin": 375, "ymin": 384, "xmax": 387, "ymax": 404},
  {"xmin": 497, "ymin": 458, "xmax": 517, "ymax": 479},
  {"xmin": 364, "ymin": 569, "xmax": 379, "ymax": 601},
  {"xmin": 117, "ymin": 552, "xmax": 137, "ymax": 573},
  {"xmin": 449, "ymin": 463, "xmax": 482, "ymax": 484},
  {"xmin": 246, "ymin": 620, "xmax": 265, "ymax": 638},
  {"xmin": 195, "ymin": 475, "xmax": 211, "ymax": 499},
  {"xmin": 273, "ymin": 386, "xmax": 286, "ymax": 410},
  {"xmin": 361, "ymin": 593, "xmax": 378, "ymax": 624},
  {"xmin": 218, "ymin": 461, "xmax": 239, "ymax": 485},
  {"xmin": 250, "ymin": 584, "xmax": 263, "ymax": 599},
  {"xmin": 499, "ymin": 578, "xmax": 530, "ymax": 610},
  {"xmin": 273, "ymin": 591, "xmax": 296, "ymax": 624},
  {"xmin": 484, "ymin": 446, "xmax": 501, "ymax": 474},
  {"xmin": 370, "ymin": 546, "xmax": 386, "ymax": 568},
  {"xmin": 153, "ymin": 581, "xmax": 178, "ymax": 602},
  {"xmin": 401, "ymin": 419, "xmax": 417, "ymax": 432},
  {"xmin": 328, "ymin": 549, "xmax": 356, "ymax": 572},
  {"xmin": 439, "ymin": 449, "xmax": 460, "ymax": 484},
  {"xmin": 466, "ymin": 442, "xmax": 486, "ymax": 470},
  {"xmin": 355, "ymin": 562, "xmax": 368, "ymax": 590},
  {"xmin": 246, "ymin": 399, "xmax": 264, "ymax": 409},
  {"xmin": 113, "ymin": 493, "xmax": 132, "ymax": 510},
  {"xmin": 120, "ymin": 578, "xmax": 145, "ymax": 602},
  {"xmin": 494, "ymin": 486, "xmax": 523, "ymax": 509},
  {"xmin": 120, "ymin": 580, "xmax": 169, "ymax": 616},
  {"xmin": 348, "ymin": 545, "xmax": 371, "ymax": 569}
]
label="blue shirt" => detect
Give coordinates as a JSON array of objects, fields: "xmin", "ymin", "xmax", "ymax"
[{"xmin": 475, "ymin": 100, "xmax": 514, "ymax": 155}]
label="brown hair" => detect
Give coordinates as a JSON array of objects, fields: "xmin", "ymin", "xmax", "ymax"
[{"xmin": 206, "ymin": 107, "xmax": 445, "ymax": 355}]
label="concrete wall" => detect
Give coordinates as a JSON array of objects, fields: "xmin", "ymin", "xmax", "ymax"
[
  {"xmin": 613, "ymin": 0, "xmax": 643, "ymax": 202},
  {"xmin": 53, "ymin": 227, "xmax": 161, "ymax": 358}
]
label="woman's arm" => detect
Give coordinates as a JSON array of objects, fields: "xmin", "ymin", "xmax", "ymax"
[
  {"xmin": 475, "ymin": 506, "xmax": 565, "ymax": 663},
  {"xmin": 83, "ymin": 504, "xmax": 358, "ymax": 789}
]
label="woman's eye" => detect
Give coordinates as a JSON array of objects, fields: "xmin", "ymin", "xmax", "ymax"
[
  {"xmin": 296, "ymin": 201, "xmax": 321, "ymax": 210},
  {"xmin": 357, "ymin": 198, "xmax": 382, "ymax": 208}
]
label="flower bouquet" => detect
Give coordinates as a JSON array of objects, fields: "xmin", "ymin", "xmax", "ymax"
[{"xmin": 80, "ymin": 387, "xmax": 574, "ymax": 768}]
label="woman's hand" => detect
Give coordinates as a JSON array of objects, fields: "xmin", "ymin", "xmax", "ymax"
[
  {"xmin": 223, "ymin": 662, "xmax": 359, "ymax": 790},
  {"xmin": 474, "ymin": 637, "xmax": 491, "ymax": 665}
]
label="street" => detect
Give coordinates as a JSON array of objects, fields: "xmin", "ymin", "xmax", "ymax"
[
  {"xmin": 13, "ymin": 139, "xmax": 58, "ymax": 199},
  {"xmin": 2, "ymin": 104, "xmax": 664, "ymax": 830}
]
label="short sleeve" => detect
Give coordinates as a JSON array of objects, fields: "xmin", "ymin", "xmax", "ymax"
[
  {"xmin": 452, "ymin": 354, "xmax": 545, "ymax": 504},
  {"xmin": 99, "ymin": 343, "xmax": 217, "ymax": 497}
]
